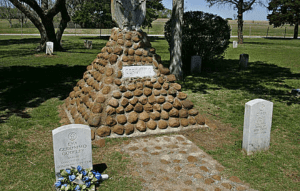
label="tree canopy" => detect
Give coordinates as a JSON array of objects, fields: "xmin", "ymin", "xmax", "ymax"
[
  {"xmin": 142, "ymin": 0, "xmax": 164, "ymax": 28},
  {"xmin": 268, "ymin": 0, "xmax": 300, "ymax": 39},
  {"xmin": 206, "ymin": 0, "xmax": 257, "ymax": 44}
]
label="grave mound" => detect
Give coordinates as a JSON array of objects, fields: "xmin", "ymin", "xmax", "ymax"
[{"xmin": 60, "ymin": 28, "xmax": 206, "ymax": 140}]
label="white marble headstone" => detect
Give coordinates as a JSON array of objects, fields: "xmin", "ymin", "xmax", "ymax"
[
  {"xmin": 242, "ymin": 99, "xmax": 273, "ymax": 155},
  {"xmin": 46, "ymin": 41, "xmax": 53, "ymax": 55},
  {"xmin": 52, "ymin": 124, "xmax": 92, "ymax": 179},
  {"xmin": 233, "ymin": 41, "xmax": 238, "ymax": 48},
  {"xmin": 122, "ymin": 65, "xmax": 155, "ymax": 78},
  {"xmin": 191, "ymin": 56, "xmax": 202, "ymax": 74}
]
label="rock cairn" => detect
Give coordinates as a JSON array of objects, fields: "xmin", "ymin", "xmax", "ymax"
[{"xmin": 60, "ymin": 28, "xmax": 206, "ymax": 140}]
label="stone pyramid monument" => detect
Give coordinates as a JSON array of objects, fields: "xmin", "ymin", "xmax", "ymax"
[{"xmin": 60, "ymin": 0, "xmax": 206, "ymax": 140}]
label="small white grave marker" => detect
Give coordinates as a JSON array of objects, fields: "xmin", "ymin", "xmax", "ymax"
[
  {"xmin": 52, "ymin": 124, "xmax": 93, "ymax": 180},
  {"xmin": 242, "ymin": 99, "xmax": 273, "ymax": 155},
  {"xmin": 46, "ymin": 41, "xmax": 53, "ymax": 55},
  {"xmin": 191, "ymin": 56, "xmax": 202, "ymax": 74},
  {"xmin": 233, "ymin": 41, "xmax": 238, "ymax": 48},
  {"xmin": 122, "ymin": 65, "xmax": 155, "ymax": 78}
]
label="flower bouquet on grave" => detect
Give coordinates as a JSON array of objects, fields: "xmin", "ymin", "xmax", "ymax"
[{"xmin": 54, "ymin": 165, "xmax": 109, "ymax": 191}]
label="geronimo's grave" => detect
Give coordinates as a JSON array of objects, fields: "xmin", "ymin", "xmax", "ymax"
[
  {"xmin": 52, "ymin": 124, "xmax": 93, "ymax": 180},
  {"xmin": 59, "ymin": 0, "xmax": 206, "ymax": 141},
  {"xmin": 242, "ymin": 99, "xmax": 273, "ymax": 155}
]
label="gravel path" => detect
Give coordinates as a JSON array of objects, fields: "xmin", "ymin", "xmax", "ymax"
[{"xmin": 122, "ymin": 135, "xmax": 257, "ymax": 191}]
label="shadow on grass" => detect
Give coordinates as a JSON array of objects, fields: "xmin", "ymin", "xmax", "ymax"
[
  {"xmin": 0, "ymin": 38, "xmax": 40, "ymax": 46},
  {"xmin": 182, "ymin": 59, "xmax": 300, "ymax": 105},
  {"xmin": 0, "ymin": 64, "xmax": 87, "ymax": 123}
]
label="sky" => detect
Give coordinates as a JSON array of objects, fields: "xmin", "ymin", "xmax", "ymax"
[{"xmin": 161, "ymin": 0, "xmax": 270, "ymax": 21}]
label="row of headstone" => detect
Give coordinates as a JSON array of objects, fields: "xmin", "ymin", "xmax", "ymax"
[
  {"xmin": 242, "ymin": 99, "xmax": 273, "ymax": 155},
  {"xmin": 84, "ymin": 40, "xmax": 93, "ymax": 49}
]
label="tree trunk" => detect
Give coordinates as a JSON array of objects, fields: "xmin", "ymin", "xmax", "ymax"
[
  {"xmin": 56, "ymin": 1, "xmax": 71, "ymax": 46},
  {"xmin": 169, "ymin": 0, "xmax": 184, "ymax": 80},
  {"xmin": 294, "ymin": 21, "xmax": 298, "ymax": 39},
  {"xmin": 237, "ymin": 0, "xmax": 244, "ymax": 44}
]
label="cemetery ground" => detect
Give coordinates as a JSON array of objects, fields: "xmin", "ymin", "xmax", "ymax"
[{"xmin": 0, "ymin": 35, "xmax": 299, "ymax": 190}]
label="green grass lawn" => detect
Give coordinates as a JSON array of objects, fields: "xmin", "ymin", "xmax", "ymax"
[{"xmin": 0, "ymin": 35, "xmax": 299, "ymax": 190}]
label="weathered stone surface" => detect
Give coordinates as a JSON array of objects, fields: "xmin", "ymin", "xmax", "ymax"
[
  {"xmin": 153, "ymin": 89, "xmax": 160, "ymax": 96},
  {"xmin": 136, "ymin": 82, "xmax": 143, "ymax": 89},
  {"xmin": 169, "ymin": 108, "xmax": 179, "ymax": 117},
  {"xmin": 166, "ymin": 95, "xmax": 174, "ymax": 103},
  {"xmin": 102, "ymin": 86, "xmax": 111, "ymax": 94},
  {"xmin": 113, "ymin": 91, "xmax": 122, "ymax": 99},
  {"xmin": 136, "ymin": 120, "xmax": 146, "ymax": 132},
  {"xmin": 106, "ymin": 116, "xmax": 117, "ymax": 126},
  {"xmin": 181, "ymin": 100, "xmax": 194, "ymax": 109},
  {"xmin": 172, "ymin": 83, "xmax": 181, "ymax": 91},
  {"xmin": 148, "ymin": 95, "xmax": 156, "ymax": 104},
  {"xmin": 160, "ymin": 89, "xmax": 167, "ymax": 95},
  {"xmin": 188, "ymin": 109, "xmax": 199, "ymax": 116},
  {"xmin": 179, "ymin": 109, "xmax": 188, "ymax": 118},
  {"xmin": 167, "ymin": 74, "xmax": 176, "ymax": 82},
  {"xmin": 127, "ymin": 84, "xmax": 136, "ymax": 91},
  {"xmin": 128, "ymin": 112, "xmax": 138, "ymax": 123},
  {"xmin": 125, "ymin": 104, "xmax": 134, "ymax": 112},
  {"xmin": 106, "ymin": 106, "xmax": 116, "ymax": 115},
  {"xmin": 91, "ymin": 129, "xmax": 95, "ymax": 140},
  {"xmin": 116, "ymin": 106, "xmax": 124, "ymax": 114},
  {"xmin": 119, "ymin": 86, "xmax": 127, "ymax": 92},
  {"xmin": 107, "ymin": 98, "xmax": 118, "ymax": 108},
  {"xmin": 139, "ymin": 96, "xmax": 148, "ymax": 105},
  {"xmin": 96, "ymin": 126, "xmax": 111, "ymax": 137},
  {"xmin": 144, "ymin": 103, "xmax": 153, "ymax": 112},
  {"xmin": 147, "ymin": 120, "xmax": 157, "ymax": 130},
  {"xmin": 144, "ymin": 87, "xmax": 152, "ymax": 96},
  {"xmin": 188, "ymin": 117, "xmax": 197, "ymax": 125},
  {"xmin": 125, "ymin": 124, "xmax": 134, "ymax": 135},
  {"xmin": 158, "ymin": 120, "xmax": 168, "ymax": 129},
  {"xmin": 121, "ymin": 98, "xmax": 129, "ymax": 107},
  {"xmin": 150, "ymin": 111, "xmax": 160, "ymax": 120},
  {"xmin": 181, "ymin": 118, "xmax": 189, "ymax": 127},
  {"xmin": 124, "ymin": 91, "xmax": 133, "ymax": 99},
  {"xmin": 157, "ymin": 96, "xmax": 165, "ymax": 104},
  {"xmin": 162, "ymin": 82, "xmax": 169, "ymax": 90},
  {"xmin": 109, "ymin": 55, "xmax": 118, "ymax": 64},
  {"xmin": 114, "ymin": 46, "xmax": 123, "ymax": 55},
  {"xmin": 134, "ymin": 103, "xmax": 144, "ymax": 113},
  {"xmin": 153, "ymin": 104, "xmax": 161, "ymax": 111},
  {"xmin": 168, "ymin": 87, "xmax": 177, "ymax": 95},
  {"xmin": 163, "ymin": 102, "xmax": 173, "ymax": 111},
  {"xmin": 161, "ymin": 110, "xmax": 169, "ymax": 120},
  {"xmin": 115, "ymin": 79, "xmax": 122, "ymax": 86},
  {"xmin": 169, "ymin": 118, "xmax": 180, "ymax": 127},
  {"xmin": 153, "ymin": 83, "xmax": 161, "ymax": 89},
  {"xmin": 88, "ymin": 114, "xmax": 101, "ymax": 126},
  {"xmin": 104, "ymin": 77, "xmax": 114, "ymax": 84},
  {"xmin": 91, "ymin": 103, "xmax": 102, "ymax": 113},
  {"xmin": 113, "ymin": 124, "xmax": 124, "ymax": 135},
  {"xmin": 139, "ymin": 111, "xmax": 150, "ymax": 122},
  {"xmin": 134, "ymin": 89, "xmax": 143, "ymax": 96},
  {"xmin": 117, "ymin": 71, "xmax": 122, "ymax": 78},
  {"xmin": 117, "ymin": 115, "xmax": 127, "ymax": 124},
  {"xmin": 130, "ymin": 97, "xmax": 138, "ymax": 105},
  {"xmin": 195, "ymin": 114, "xmax": 205, "ymax": 125}
]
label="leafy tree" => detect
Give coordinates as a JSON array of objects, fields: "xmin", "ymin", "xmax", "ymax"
[
  {"xmin": 0, "ymin": 0, "xmax": 18, "ymax": 28},
  {"xmin": 72, "ymin": 0, "xmax": 115, "ymax": 28},
  {"xmin": 9, "ymin": 0, "xmax": 71, "ymax": 51},
  {"xmin": 165, "ymin": 11, "xmax": 230, "ymax": 74},
  {"xmin": 169, "ymin": 0, "xmax": 184, "ymax": 80},
  {"xmin": 206, "ymin": 0, "xmax": 259, "ymax": 44},
  {"xmin": 268, "ymin": 0, "xmax": 300, "ymax": 39},
  {"xmin": 142, "ymin": 0, "xmax": 164, "ymax": 28}
]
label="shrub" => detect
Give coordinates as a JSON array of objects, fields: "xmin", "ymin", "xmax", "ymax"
[{"xmin": 165, "ymin": 11, "xmax": 230, "ymax": 73}]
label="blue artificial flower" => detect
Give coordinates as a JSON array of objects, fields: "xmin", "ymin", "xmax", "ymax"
[
  {"xmin": 82, "ymin": 170, "xmax": 87, "ymax": 176},
  {"xmin": 75, "ymin": 185, "xmax": 81, "ymax": 190},
  {"xmin": 91, "ymin": 170, "xmax": 97, "ymax": 175},
  {"xmin": 83, "ymin": 176, "xmax": 89, "ymax": 182},
  {"xmin": 65, "ymin": 169, "xmax": 71, "ymax": 174},
  {"xmin": 62, "ymin": 184, "xmax": 68, "ymax": 187},
  {"xmin": 58, "ymin": 177, "xmax": 64, "ymax": 181},
  {"xmin": 95, "ymin": 172, "xmax": 102, "ymax": 180},
  {"xmin": 85, "ymin": 181, "xmax": 91, "ymax": 188},
  {"xmin": 54, "ymin": 181, "xmax": 61, "ymax": 188},
  {"xmin": 69, "ymin": 174, "xmax": 76, "ymax": 182},
  {"xmin": 77, "ymin": 165, "xmax": 83, "ymax": 172}
]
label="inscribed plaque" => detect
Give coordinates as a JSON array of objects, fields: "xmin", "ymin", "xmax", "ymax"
[{"xmin": 122, "ymin": 65, "xmax": 155, "ymax": 78}]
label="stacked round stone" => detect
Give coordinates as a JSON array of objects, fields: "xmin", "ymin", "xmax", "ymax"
[{"xmin": 61, "ymin": 28, "xmax": 205, "ymax": 139}]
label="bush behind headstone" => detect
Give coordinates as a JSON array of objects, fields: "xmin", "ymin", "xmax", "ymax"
[{"xmin": 165, "ymin": 11, "xmax": 230, "ymax": 74}]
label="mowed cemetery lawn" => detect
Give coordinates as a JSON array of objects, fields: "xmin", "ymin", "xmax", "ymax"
[{"xmin": 0, "ymin": 34, "xmax": 299, "ymax": 191}]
